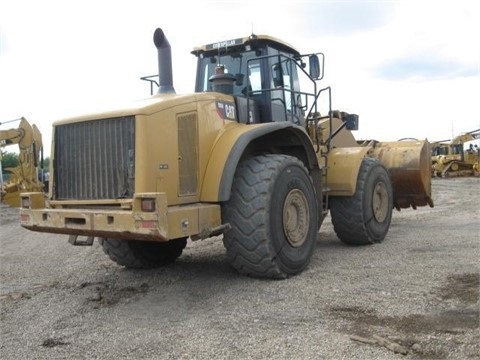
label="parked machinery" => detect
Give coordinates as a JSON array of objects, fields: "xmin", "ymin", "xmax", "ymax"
[
  {"xmin": 431, "ymin": 129, "xmax": 480, "ymax": 177},
  {"xmin": 20, "ymin": 29, "xmax": 433, "ymax": 278},
  {"xmin": 1, "ymin": 117, "xmax": 44, "ymax": 207}
]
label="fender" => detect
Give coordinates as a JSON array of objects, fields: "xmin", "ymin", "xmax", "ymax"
[
  {"xmin": 327, "ymin": 147, "xmax": 371, "ymax": 196},
  {"xmin": 200, "ymin": 122, "xmax": 319, "ymax": 202}
]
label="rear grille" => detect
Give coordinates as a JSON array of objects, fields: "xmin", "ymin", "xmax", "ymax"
[
  {"xmin": 178, "ymin": 113, "xmax": 198, "ymax": 196},
  {"xmin": 54, "ymin": 116, "xmax": 135, "ymax": 200}
]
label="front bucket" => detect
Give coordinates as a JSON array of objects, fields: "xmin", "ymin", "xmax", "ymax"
[{"xmin": 368, "ymin": 140, "xmax": 434, "ymax": 210}]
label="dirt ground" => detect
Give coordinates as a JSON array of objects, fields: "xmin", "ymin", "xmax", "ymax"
[{"xmin": 0, "ymin": 177, "xmax": 479, "ymax": 359}]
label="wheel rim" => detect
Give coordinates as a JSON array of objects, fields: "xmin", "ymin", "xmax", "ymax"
[
  {"xmin": 283, "ymin": 189, "xmax": 309, "ymax": 247},
  {"xmin": 372, "ymin": 181, "xmax": 389, "ymax": 223}
]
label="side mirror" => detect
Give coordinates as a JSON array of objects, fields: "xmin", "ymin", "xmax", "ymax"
[
  {"xmin": 344, "ymin": 114, "xmax": 359, "ymax": 131},
  {"xmin": 309, "ymin": 54, "xmax": 322, "ymax": 80}
]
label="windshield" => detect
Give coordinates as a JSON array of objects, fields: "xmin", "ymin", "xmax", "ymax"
[{"xmin": 196, "ymin": 50, "xmax": 259, "ymax": 95}]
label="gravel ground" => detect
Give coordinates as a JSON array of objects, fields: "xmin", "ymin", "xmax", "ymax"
[{"xmin": 1, "ymin": 177, "xmax": 479, "ymax": 360}]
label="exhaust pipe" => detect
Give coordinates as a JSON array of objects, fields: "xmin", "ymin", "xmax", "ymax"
[{"xmin": 153, "ymin": 28, "xmax": 175, "ymax": 94}]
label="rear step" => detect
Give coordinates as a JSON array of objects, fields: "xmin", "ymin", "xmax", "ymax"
[{"xmin": 68, "ymin": 235, "xmax": 94, "ymax": 246}]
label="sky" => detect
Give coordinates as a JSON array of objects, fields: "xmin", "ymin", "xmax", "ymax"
[{"xmin": 1, "ymin": 0, "xmax": 479, "ymax": 156}]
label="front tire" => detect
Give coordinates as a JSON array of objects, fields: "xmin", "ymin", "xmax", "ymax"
[
  {"xmin": 330, "ymin": 157, "xmax": 393, "ymax": 245},
  {"xmin": 99, "ymin": 237, "xmax": 187, "ymax": 269},
  {"xmin": 222, "ymin": 154, "xmax": 318, "ymax": 279}
]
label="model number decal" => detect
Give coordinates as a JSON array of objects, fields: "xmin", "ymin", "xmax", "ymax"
[{"xmin": 216, "ymin": 101, "xmax": 236, "ymax": 121}]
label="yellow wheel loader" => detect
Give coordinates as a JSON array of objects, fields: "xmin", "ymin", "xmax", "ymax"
[
  {"xmin": 1, "ymin": 117, "xmax": 44, "ymax": 207},
  {"xmin": 20, "ymin": 28, "xmax": 433, "ymax": 278}
]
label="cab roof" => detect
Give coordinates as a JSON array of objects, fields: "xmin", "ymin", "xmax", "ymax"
[{"xmin": 191, "ymin": 34, "xmax": 300, "ymax": 57}]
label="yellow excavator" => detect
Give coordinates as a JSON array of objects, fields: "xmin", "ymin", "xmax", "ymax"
[
  {"xmin": 1, "ymin": 117, "xmax": 44, "ymax": 207},
  {"xmin": 431, "ymin": 129, "xmax": 480, "ymax": 177}
]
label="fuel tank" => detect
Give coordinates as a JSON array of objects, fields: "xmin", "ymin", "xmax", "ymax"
[{"xmin": 367, "ymin": 139, "xmax": 434, "ymax": 210}]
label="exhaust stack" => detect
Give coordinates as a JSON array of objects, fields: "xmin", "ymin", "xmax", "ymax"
[{"xmin": 153, "ymin": 28, "xmax": 175, "ymax": 94}]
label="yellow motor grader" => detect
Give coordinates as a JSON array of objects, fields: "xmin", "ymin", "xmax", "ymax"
[
  {"xmin": 20, "ymin": 28, "xmax": 433, "ymax": 278},
  {"xmin": 1, "ymin": 117, "xmax": 44, "ymax": 207}
]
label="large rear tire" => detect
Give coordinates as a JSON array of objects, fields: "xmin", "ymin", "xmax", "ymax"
[
  {"xmin": 330, "ymin": 157, "xmax": 393, "ymax": 245},
  {"xmin": 99, "ymin": 237, "xmax": 187, "ymax": 269},
  {"xmin": 222, "ymin": 154, "xmax": 318, "ymax": 279}
]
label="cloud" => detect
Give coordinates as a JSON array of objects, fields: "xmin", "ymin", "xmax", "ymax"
[
  {"xmin": 374, "ymin": 55, "xmax": 479, "ymax": 81},
  {"xmin": 1, "ymin": 0, "xmax": 479, "ymax": 154},
  {"xmin": 0, "ymin": 26, "xmax": 7, "ymax": 56},
  {"xmin": 370, "ymin": 0, "xmax": 480, "ymax": 81},
  {"xmin": 296, "ymin": 1, "xmax": 395, "ymax": 36}
]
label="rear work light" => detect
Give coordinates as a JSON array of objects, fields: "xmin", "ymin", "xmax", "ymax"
[
  {"xmin": 19, "ymin": 193, "xmax": 45, "ymax": 209},
  {"xmin": 141, "ymin": 198, "xmax": 156, "ymax": 212}
]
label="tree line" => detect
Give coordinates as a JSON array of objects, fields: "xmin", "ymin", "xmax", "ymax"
[{"xmin": 1, "ymin": 151, "xmax": 50, "ymax": 171}]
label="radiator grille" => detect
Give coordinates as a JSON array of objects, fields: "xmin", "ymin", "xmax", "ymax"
[{"xmin": 54, "ymin": 116, "xmax": 135, "ymax": 200}]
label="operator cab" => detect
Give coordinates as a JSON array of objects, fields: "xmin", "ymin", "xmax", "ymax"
[{"xmin": 192, "ymin": 34, "xmax": 322, "ymax": 125}]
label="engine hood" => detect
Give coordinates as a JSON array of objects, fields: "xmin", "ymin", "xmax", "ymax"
[{"xmin": 53, "ymin": 93, "xmax": 210, "ymax": 126}]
